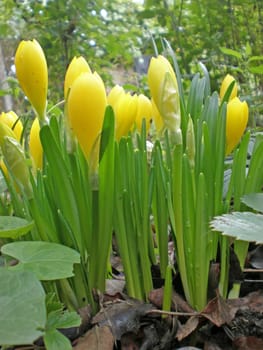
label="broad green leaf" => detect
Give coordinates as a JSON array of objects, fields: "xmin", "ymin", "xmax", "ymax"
[
  {"xmin": 242, "ymin": 193, "xmax": 263, "ymax": 212},
  {"xmin": 211, "ymin": 212, "xmax": 263, "ymax": 243},
  {"xmin": 0, "ymin": 216, "xmax": 34, "ymax": 239},
  {"xmin": 219, "ymin": 47, "xmax": 242, "ymax": 59},
  {"xmin": 43, "ymin": 329, "xmax": 72, "ymax": 350},
  {"xmin": 1, "ymin": 241, "xmax": 80, "ymax": 280},
  {"xmin": 46, "ymin": 309, "xmax": 81, "ymax": 329},
  {"xmin": 0, "ymin": 269, "xmax": 46, "ymax": 345},
  {"xmin": 247, "ymin": 55, "xmax": 263, "ymax": 63}
]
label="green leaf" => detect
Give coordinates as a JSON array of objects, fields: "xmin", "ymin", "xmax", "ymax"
[
  {"xmin": 46, "ymin": 309, "xmax": 81, "ymax": 330},
  {"xmin": 43, "ymin": 329, "xmax": 72, "ymax": 350},
  {"xmin": 248, "ymin": 65, "xmax": 263, "ymax": 74},
  {"xmin": 211, "ymin": 212, "xmax": 263, "ymax": 243},
  {"xmin": 1, "ymin": 241, "xmax": 80, "ymax": 280},
  {"xmin": 0, "ymin": 269, "xmax": 46, "ymax": 345},
  {"xmin": 242, "ymin": 193, "xmax": 263, "ymax": 212},
  {"xmin": 219, "ymin": 47, "xmax": 242, "ymax": 59},
  {"xmin": 0, "ymin": 216, "xmax": 34, "ymax": 239}
]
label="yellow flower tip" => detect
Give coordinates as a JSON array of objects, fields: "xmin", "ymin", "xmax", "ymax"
[
  {"xmin": 0, "ymin": 111, "xmax": 23, "ymax": 141},
  {"xmin": 29, "ymin": 118, "xmax": 43, "ymax": 170},
  {"xmin": 226, "ymin": 97, "xmax": 249, "ymax": 155},
  {"xmin": 135, "ymin": 94, "xmax": 152, "ymax": 133},
  {"xmin": 107, "ymin": 85, "xmax": 125, "ymax": 107},
  {"xmin": 147, "ymin": 55, "xmax": 178, "ymax": 108},
  {"xmin": 115, "ymin": 92, "xmax": 138, "ymax": 140},
  {"xmin": 64, "ymin": 56, "xmax": 91, "ymax": 99},
  {"xmin": 15, "ymin": 39, "xmax": 48, "ymax": 120},
  {"xmin": 67, "ymin": 72, "xmax": 107, "ymax": 158},
  {"xmin": 220, "ymin": 74, "xmax": 238, "ymax": 101}
]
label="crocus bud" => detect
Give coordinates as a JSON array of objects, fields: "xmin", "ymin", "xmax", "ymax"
[
  {"xmin": 114, "ymin": 93, "xmax": 137, "ymax": 140},
  {"xmin": 135, "ymin": 94, "xmax": 152, "ymax": 133},
  {"xmin": 64, "ymin": 56, "xmax": 91, "ymax": 99},
  {"xmin": 220, "ymin": 74, "xmax": 238, "ymax": 101},
  {"xmin": 0, "ymin": 111, "xmax": 23, "ymax": 141},
  {"xmin": 29, "ymin": 118, "xmax": 43, "ymax": 170},
  {"xmin": 15, "ymin": 39, "xmax": 48, "ymax": 121},
  {"xmin": 148, "ymin": 55, "xmax": 180, "ymax": 134},
  {"xmin": 226, "ymin": 97, "xmax": 249, "ymax": 155},
  {"xmin": 0, "ymin": 122, "xmax": 17, "ymax": 146},
  {"xmin": 67, "ymin": 72, "xmax": 107, "ymax": 159},
  {"xmin": 107, "ymin": 85, "xmax": 125, "ymax": 107},
  {"xmin": 2, "ymin": 136, "xmax": 32, "ymax": 197}
]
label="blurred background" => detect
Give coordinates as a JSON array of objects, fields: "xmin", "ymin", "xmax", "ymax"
[{"xmin": 0, "ymin": 0, "xmax": 262, "ymax": 125}]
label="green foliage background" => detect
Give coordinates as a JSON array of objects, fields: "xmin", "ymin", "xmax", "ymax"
[{"xmin": 0, "ymin": 0, "xmax": 262, "ymax": 122}]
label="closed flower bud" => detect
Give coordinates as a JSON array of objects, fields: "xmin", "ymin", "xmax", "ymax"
[
  {"xmin": 67, "ymin": 72, "xmax": 107, "ymax": 159},
  {"xmin": 15, "ymin": 39, "xmax": 48, "ymax": 121},
  {"xmin": 29, "ymin": 118, "xmax": 43, "ymax": 170},
  {"xmin": 148, "ymin": 55, "xmax": 180, "ymax": 134},
  {"xmin": 107, "ymin": 85, "xmax": 125, "ymax": 107},
  {"xmin": 64, "ymin": 56, "xmax": 91, "ymax": 99},
  {"xmin": 0, "ymin": 111, "xmax": 23, "ymax": 141},
  {"xmin": 0, "ymin": 122, "xmax": 17, "ymax": 147},
  {"xmin": 114, "ymin": 92, "xmax": 137, "ymax": 140},
  {"xmin": 220, "ymin": 74, "xmax": 238, "ymax": 101},
  {"xmin": 226, "ymin": 97, "xmax": 248, "ymax": 155},
  {"xmin": 135, "ymin": 94, "xmax": 152, "ymax": 133}
]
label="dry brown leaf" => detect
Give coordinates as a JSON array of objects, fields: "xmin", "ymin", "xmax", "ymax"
[{"xmin": 73, "ymin": 325, "xmax": 114, "ymax": 350}]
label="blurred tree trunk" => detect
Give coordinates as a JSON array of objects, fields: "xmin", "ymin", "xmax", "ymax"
[{"xmin": 0, "ymin": 42, "xmax": 13, "ymax": 111}]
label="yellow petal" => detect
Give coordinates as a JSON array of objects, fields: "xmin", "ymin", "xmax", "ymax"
[
  {"xmin": 135, "ymin": 94, "xmax": 152, "ymax": 133},
  {"xmin": 226, "ymin": 97, "xmax": 249, "ymax": 155},
  {"xmin": 29, "ymin": 118, "xmax": 43, "ymax": 170},
  {"xmin": 147, "ymin": 55, "xmax": 180, "ymax": 132},
  {"xmin": 115, "ymin": 93, "xmax": 137, "ymax": 140},
  {"xmin": 107, "ymin": 85, "xmax": 125, "ymax": 107},
  {"xmin": 151, "ymin": 98, "xmax": 164, "ymax": 133},
  {"xmin": 220, "ymin": 74, "xmax": 238, "ymax": 101},
  {"xmin": 15, "ymin": 39, "xmax": 48, "ymax": 120},
  {"xmin": 64, "ymin": 56, "xmax": 91, "ymax": 99},
  {"xmin": 67, "ymin": 72, "xmax": 107, "ymax": 158},
  {"xmin": 0, "ymin": 111, "xmax": 23, "ymax": 141}
]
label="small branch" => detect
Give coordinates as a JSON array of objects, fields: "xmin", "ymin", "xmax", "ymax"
[{"xmin": 146, "ymin": 308, "xmax": 200, "ymax": 317}]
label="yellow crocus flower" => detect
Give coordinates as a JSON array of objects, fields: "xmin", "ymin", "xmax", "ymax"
[
  {"xmin": 220, "ymin": 74, "xmax": 238, "ymax": 101},
  {"xmin": 147, "ymin": 55, "xmax": 180, "ymax": 133},
  {"xmin": 67, "ymin": 72, "xmax": 107, "ymax": 159},
  {"xmin": 64, "ymin": 56, "xmax": 91, "ymax": 99},
  {"xmin": 15, "ymin": 39, "xmax": 48, "ymax": 121},
  {"xmin": 107, "ymin": 85, "xmax": 125, "ymax": 107},
  {"xmin": 114, "ymin": 93, "xmax": 138, "ymax": 140},
  {"xmin": 29, "ymin": 118, "xmax": 43, "ymax": 170},
  {"xmin": 0, "ymin": 111, "xmax": 23, "ymax": 141},
  {"xmin": 135, "ymin": 94, "xmax": 152, "ymax": 133},
  {"xmin": 226, "ymin": 97, "xmax": 249, "ymax": 155}
]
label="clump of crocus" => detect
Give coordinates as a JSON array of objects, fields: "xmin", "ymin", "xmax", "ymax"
[
  {"xmin": 15, "ymin": 39, "xmax": 48, "ymax": 122},
  {"xmin": 67, "ymin": 71, "xmax": 107, "ymax": 159},
  {"xmin": 225, "ymin": 97, "xmax": 249, "ymax": 155},
  {"xmin": 220, "ymin": 74, "xmax": 238, "ymax": 101},
  {"xmin": 0, "ymin": 111, "xmax": 23, "ymax": 142},
  {"xmin": 29, "ymin": 118, "xmax": 43, "ymax": 170},
  {"xmin": 148, "ymin": 55, "xmax": 180, "ymax": 137},
  {"xmin": 64, "ymin": 56, "xmax": 91, "ymax": 100}
]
